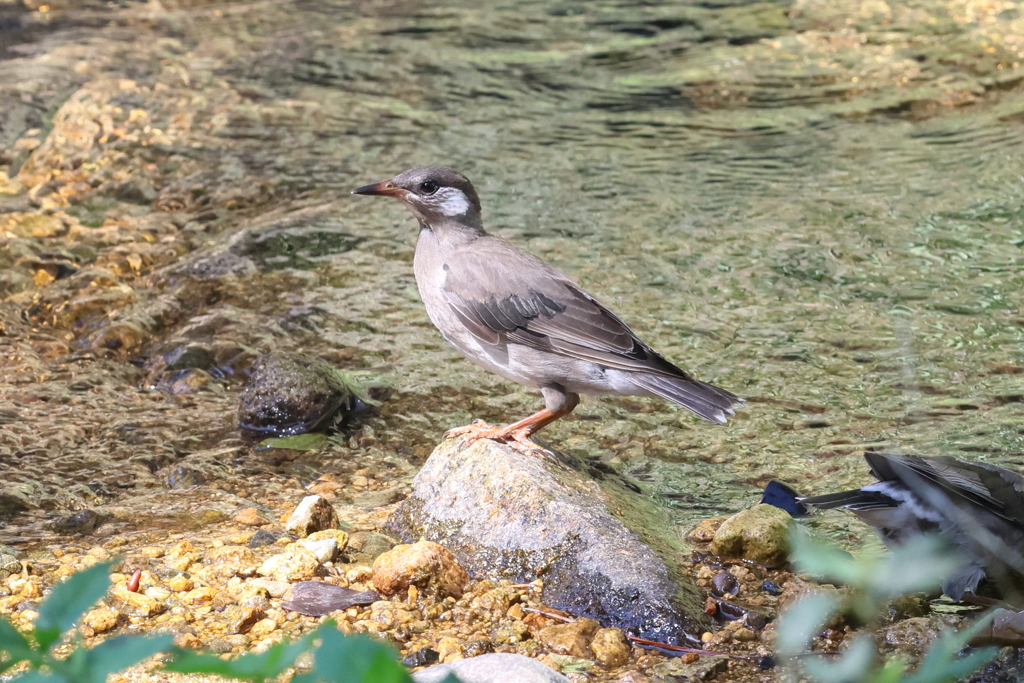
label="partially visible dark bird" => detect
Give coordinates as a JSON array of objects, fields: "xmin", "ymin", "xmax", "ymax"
[
  {"xmin": 801, "ymin": 452, "xmax": 1024, "ymax": 604},
  {"xmin": 352, "ymin": 166, "xmax": 741, "ymax": 452}
]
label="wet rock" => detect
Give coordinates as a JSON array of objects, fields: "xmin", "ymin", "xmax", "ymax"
[
  {"xmin": 776, "ymin": 578, "xmax": 845, "ymax": 626},
  {"xmin": 347, "ymin": 530, "xmax": 393, "ymax": 560},
  {"xmin": 464, "ymin": 639, "xmax": 495, "ymax": 657},
  {"xmin": 108, "ymin": 586, "xmax": 166, "ymax": 617},
  {"xmin": 235, "ymin": 507, "xmax": 269, "ymax": 526},
  {"xmin": 616, "ymin": 673, "xmax": 652, "ymax": 683},
  {"xmin": 250, "ymin": 618, "xmax": 278, "ymax": 638},
  {"xmin": 389, "ymin": 438, "xmax": 712, "ymax": 644},
  {"xmin": 225, "ymin": 605, "xmax": 265, "ymax": 635},
  {"xmin": 971, "ymin": 608, "xmax": 1024, "ymax": 647},
  {"xmin": 710, "ymin": 504, "xmax": 790, "ymax": 567},
  {"xmin": 966, "ymin": 647, "xmax": 1024, "ymax": 683},
  {"xmin": 306, "ymin": 529, "xmax": 349, "ymax": 550},
  {"xmin": 0, "ymin": 554, "xmax": 22, "ymax": 581},
  {"xmin": 181, "ymin": 587, "xmax": 218, "ymax": 606},
  {"xmin": 493, "ymin": 619, "xmax": 530, "ymax": 645},
  {"xmin": 689, "ymin": 517, "xmax": 728, "ymax": 543},
  {"xmin": 884, "ymin": 615, "xmax": 962, "ymax": 655},
  {"xmin": 710, "ymin": 572, "xmax": 740, "ymax": 597},
  {"xmin": 412, "ymin": 652, "xmax": 572, "ymax": 683},
  {"xmin": 285, "ymin": 495, "xmax": 339, "ymax": 538},
  {"xmin": 402, "ymin": 647, "xmax": 440, "ymax": 668},
  {"xmin": 249, "ymin": 578, "xmax": 291, "ymax": 598},
  {"xmin": 170, "ymin": 368, "xmax": 213, "ymax": 394},
  {"xmin": 82, "ymin": 607, "xmax": 119, "ymax": 634},
  {"xmin": 237, "ymin": 353, "xmax": 363, "ymax": 438},
  {"xmin": 650, "ymin": 655, "xmax": 729, "ymax": 680},
  {"xmin": 248, "ymin": 528, "xmax": 290, "ymax": 548},
  {"xmin": 537, "ymin": 618, "xmax": 600, "ymax": 658},
  {"xmin": 163, "ymin": 343, "xmax": 214, "ymax": 373},
  {"xmin": 590, "ymin": 627, "xmax": 631, "ymax": 668},
  {"xmin": 257, "ymin": 547, "xmax": 320, "ymax": 582},
  {"xmin": 372, "ymin": 540, "xmax": 468, "ymax": 599},
  {"xmin": 281, "ymin": 581, "xmax": 379, "ymax": 616},
  {"xmin": 202, "ymin": 546, "xmax": 259, "ymax": 578},
  {"xmin": 301, "ymin": 537, "xmax": 339, "ymax": 564},
  {"xmin": 166, "ymin": 575, "xmax": 193, "ymax": 592},
  {"xmin": 886, "ymin": 595, "xmax": 931, "ymax": 620},
  {"xmin": 50, "ymin": 509, "xmax": 101, "ymax": 535}
]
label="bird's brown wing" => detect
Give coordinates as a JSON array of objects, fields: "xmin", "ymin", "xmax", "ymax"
[{"xmin": 440, "ymin": 236, "xmax": 693, "ymax": 380}]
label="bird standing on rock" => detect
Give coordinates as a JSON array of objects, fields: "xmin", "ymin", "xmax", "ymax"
[{"xmin": 353, "ymin": 167, "xmax": 741, "ymax": 453}]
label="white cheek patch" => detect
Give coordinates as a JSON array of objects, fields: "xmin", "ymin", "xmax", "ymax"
[{"xmin": 437, "ymin": 188, "xmax": 471, "ymax": 217}]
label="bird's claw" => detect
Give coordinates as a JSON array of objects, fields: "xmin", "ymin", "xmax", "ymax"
[{"xmin": 444, "ymin": 421, "xmax": 552, "ymax": 458}]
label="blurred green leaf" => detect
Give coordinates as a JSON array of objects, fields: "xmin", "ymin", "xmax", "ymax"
[
  {"xmin": 9, "ymin": 671, "xmax": 68, "ymax": 683},
  {"xmin": 790, "ymin": 526, "xmax": 869, "ymax": 586},
  {"xmin": 901, "ymin": 614, "xmax": 997, "ymax": 683},
  {"xmin": 776, "ymin": 592, "xmax": 841, "ymax": 654},
  {"xmin": 869, "ymin": 537, "xmax": 960, "ymax": 599},
  {"xmin": 303, "ymin": 628, "xmax": 411, "ymax": 683},
  {"xmin": 63, "ymin": 634, "xmax": 173, "ymax": 683},
  {"xmin": 0, "ymin": 618, "xmax": 36, "ymax": 671},
  {"xmin": 164, "ymin": 627, "xmax": 318, "ymax": 681},
  {"xmin": 34, "ymin": 561, "xmax": 114, "ymax": 651},
  {"xmin": 803, "ymin": 634, "xmax": 876, "ymax": 683},
  {"xmin": 877, "ymin": 657, "xmax": 908, "ymax": 683},
  {"xmin": 260, "ymin": 433, "xmax": 329, "ymax": 451}
]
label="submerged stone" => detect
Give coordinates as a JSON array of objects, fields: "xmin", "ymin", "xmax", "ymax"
[
  {"xmin": 389, "ymin": 438, "xmax": 712, "ymax": 645},
  {"xmin": 237, "ymin": 353, "xmax": 365, "ymax": 438}
]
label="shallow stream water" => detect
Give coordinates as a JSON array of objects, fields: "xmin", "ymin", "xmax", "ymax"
[{"xmin": 0, "ymin": 0, "xmax": 1022, "ymax": 549}]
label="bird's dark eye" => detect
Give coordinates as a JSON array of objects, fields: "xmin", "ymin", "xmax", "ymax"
[{"xmin": 419, "ymin": 180, "xmax": 439, "ymax": 195}]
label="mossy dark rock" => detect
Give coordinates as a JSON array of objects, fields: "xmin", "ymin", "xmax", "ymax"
[
  {"xmin": 237, "ymin": 353, "xmax": 363, "ymax": 438},
  {"xmin": 388, "ymin": 438, "xmax": 711, "ymax": 645}
]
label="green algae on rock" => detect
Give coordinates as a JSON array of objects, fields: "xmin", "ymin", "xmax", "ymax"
[{"xmin": 711, "ymin": 504, "xmax": 792, "ymax": 567}]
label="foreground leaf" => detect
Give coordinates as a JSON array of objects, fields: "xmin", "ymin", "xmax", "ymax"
[
  {"xmin": 776, "ymin": 592, "xmax": 841, "ymax": 655},
  {"xmin": 34, "ymin": 561, "xmax": 115, "ymax": 651},
  {"xmin": 789, "ymin": 526, "xmax": 868, "ymax": 586},
  {"xmin": 298, "ymin": 629, "xmax": 411, "ymax": 683},
  {"xmin": 10, "ymin": 672, "xmax": 69, "ymax": 682},
  {"xmin": 803, "ymin": 634, "xmax": 876, "ymax": 683},
  {"xmin": 163, "ymin": 628, "xmax": 318, "ymax": 681},
  {"xmin": 901, "ymin": 613, "xmax": 997, "ymax": 683},
  {"xmin": 0, "ymin": 618, "xmax": 37, "ymax": 672},
  {"xmin": 63, "ymin": 634, "xmax": 174, "ymax": 683},
  {"xmin": 870, "ymin": 537, "xmax": 961, "ymax": 600}
]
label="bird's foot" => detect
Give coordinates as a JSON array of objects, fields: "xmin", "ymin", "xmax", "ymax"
[
  {"xmin": 444, "ymin": 420, "xmax": 551, "ymax": 458},
  {"xmin": 443, "ymin": 419, "xmax": 499, "ymax": 440}
]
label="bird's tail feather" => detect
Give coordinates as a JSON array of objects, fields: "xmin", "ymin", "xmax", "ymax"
[
  {"xmin": 800, "ymin": 490, "xmax": 875, "ymax": 510},
  {"xmin": 630, "ymin": 374, "xmax": 742, "ymax": 424}
]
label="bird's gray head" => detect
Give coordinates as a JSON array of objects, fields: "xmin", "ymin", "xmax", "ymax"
[{"xmin": 352, "ymin": 166, "xmax": 482, "ymax": 229}]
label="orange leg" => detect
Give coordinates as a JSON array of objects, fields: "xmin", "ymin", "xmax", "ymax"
[{"xmin": 445, "ymin": 398, "xmax": 578, "ymax": 455}]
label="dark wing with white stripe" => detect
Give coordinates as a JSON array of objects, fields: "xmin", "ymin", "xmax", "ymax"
[{"xmin": 866, "ymin": 453, "xmax": 1024, "ymax": 525}]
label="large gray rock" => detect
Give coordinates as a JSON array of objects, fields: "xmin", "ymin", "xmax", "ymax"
[
  {"xmin": 389, "ymin": 438, "xmax": 711, "ymax": 645},
  {"xmin": 412, "ymin": 653, "xmax": 570, "ymax": 683}
]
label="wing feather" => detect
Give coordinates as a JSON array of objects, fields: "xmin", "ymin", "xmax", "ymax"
[{"xmin": 438, "ymin": 235, "xmax": 741, "ymax": 418}]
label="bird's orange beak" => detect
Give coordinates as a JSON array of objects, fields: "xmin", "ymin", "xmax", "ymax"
[{"xmin": 351, "ymin": 180, "xmax": 407, "ymax": 198}]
